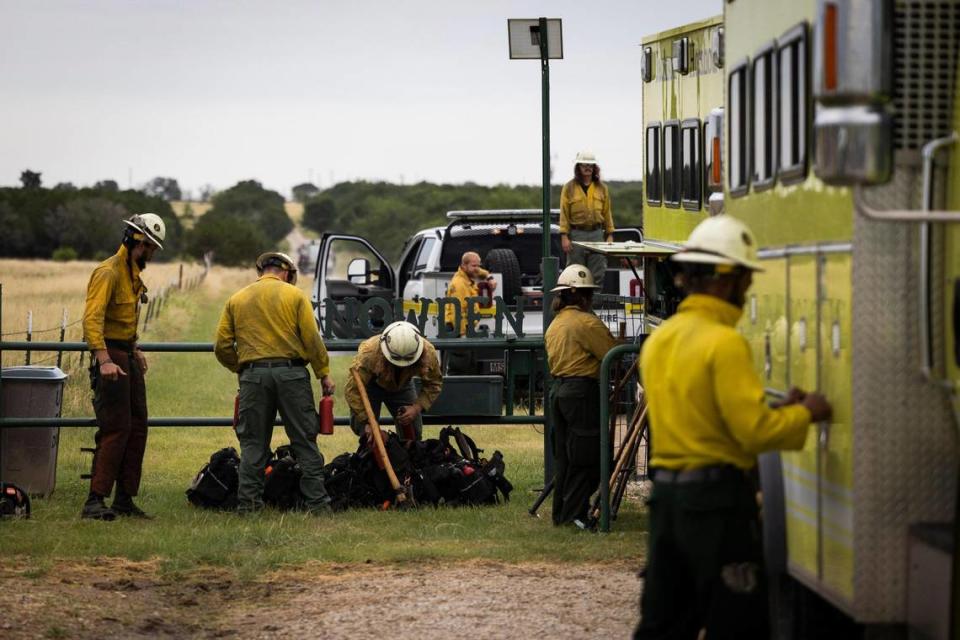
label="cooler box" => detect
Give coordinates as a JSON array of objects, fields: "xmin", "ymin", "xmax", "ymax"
[
  {"xmin": 414, "ymin": 375, "xmax": 503, "ymax": 417},
  {"xmin": 1, "ymin": 366, "xmax": 68, "ymax": 496}
]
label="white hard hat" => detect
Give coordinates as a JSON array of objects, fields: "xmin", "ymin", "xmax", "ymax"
[
  {"xmin": 379, "ymin": 321, "xmax": 424, "ymax": 367},
  {"xmin": 671, "ymin": 215, "xmax": 764, "ymax": 272},
  {"xmin": 256, "ymin": 252, "xmax": 298, "ymax": 273},
  {"xmin": 123, "ymin": 213, "xmax": 165, "ymax": 249},
  {"xmin": 574, "ymin": 151, "xmax": 598, "ymax": 166},
  {"xmin": 551, "ymin": 264, "xmax": 599, "ymax": 292}
]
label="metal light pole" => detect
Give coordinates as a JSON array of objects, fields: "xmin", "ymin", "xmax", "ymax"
[{"xmin": 508, "ymin": 17, "xmax": 562, "ymax": 485}]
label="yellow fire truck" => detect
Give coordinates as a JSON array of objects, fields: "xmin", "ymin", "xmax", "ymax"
[{"xmin": 639, "ymin": 1, "xmax": 959, "ymax": 636}]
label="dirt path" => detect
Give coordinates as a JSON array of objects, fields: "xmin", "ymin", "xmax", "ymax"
[{"xmin": 1, "ymin": 559, "xmax": 642, "ymax": 639}]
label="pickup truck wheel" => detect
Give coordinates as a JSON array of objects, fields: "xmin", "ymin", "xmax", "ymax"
[{"xmin": 484, "ymin": 248, "xmax": 522, "ymax": 305}]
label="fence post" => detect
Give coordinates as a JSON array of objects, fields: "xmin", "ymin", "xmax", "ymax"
[
  {"xmin": 178, "ymin": 263, "xmax": 184, "ymax": 290},
  {"xmin": 57, "ymin": 308, "xmax": 67, "ymax": 368},
  {"xmin": 25, "ymin": 310, "xmax": 32, "ymax": 365}
]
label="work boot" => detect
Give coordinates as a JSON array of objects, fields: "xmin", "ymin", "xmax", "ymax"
[
  {"xmin": 112, "ymin": 492, "xmax": 152, "ymax": 519},
  {"xmin": 81, "ymin": 493, "xmax": 116, "ymax": 521}
]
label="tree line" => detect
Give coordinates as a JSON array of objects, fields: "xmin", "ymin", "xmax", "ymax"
[
  {"xmin": 301, "ymin": 180, "xmax": 643, "ymax": 261},
  {"xmin": 0, "ymin": 171, "xmax": 642, "ymax": 266}
]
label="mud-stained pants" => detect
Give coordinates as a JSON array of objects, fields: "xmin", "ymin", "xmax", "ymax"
[
  {"xmin": 635, "ymin": 470, "xmax": 769, "ymax": 639},
  {"xmin": 89, "ymin": 344, "xmax": 148, "ymax": 498}
]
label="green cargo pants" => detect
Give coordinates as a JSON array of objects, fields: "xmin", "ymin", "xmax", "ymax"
[
  {"xmin": 635, "ymin": 470, "xmax": 769, "ymax": 639},
  {"xmin": 566, "ymin": 228, "xmax": 607, "ymax": 288},
  {"xmin": 236, "ymin": 364, "xmax": 330, "ymax": 513}
]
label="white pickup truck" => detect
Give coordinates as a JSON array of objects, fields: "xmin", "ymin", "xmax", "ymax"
[{"xmin": 311, "ymin": 210, "xmax": 645, "ymax": 343}]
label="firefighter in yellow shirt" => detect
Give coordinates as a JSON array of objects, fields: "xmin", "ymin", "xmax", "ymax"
[
  {"xmin": 81, "ymin": 213, "xmax": 165, "ymax": 520},
  {"xmin": 634, "ymin": 216, "xmax": 832, "ymax": 639},
  {"xmin": 215, "ymin": 252, "xmax": 336, "ymax": 515},
  {"xmin": 344, "ymin": 321, "xmax": 443, "ymax": 442},
  {"xmin": 544, "ymin": 264, "xmax": 618, "ymax": 526},
  {"xmin": 444, "ymin": 251, "xmax": 497, "ymax": 374},
  {"xmin": 560, "ymin": 151, "xmax": 614, "ymax": 287}
]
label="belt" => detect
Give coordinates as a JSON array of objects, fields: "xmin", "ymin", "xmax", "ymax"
[
  {"xmin": 240, "ymin": 358, "xmax": 307, "ymax": 371},
  {"xmin": 104, "ymin": 339, "xmax": 135, "ymax": 352},
  {"xmin": 555, "ymin": 376, "xmax": 597, "ymax": 383},
  {"xmin": 572, "ymin": 224, "xmax": 601, "ymax": 232},
  {"xmin": 652, "ymin": 465, "xmax": 745, "ymax": 485}
]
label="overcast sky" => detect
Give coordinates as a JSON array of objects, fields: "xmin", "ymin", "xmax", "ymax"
[{"xmin": 1, "ymin": 0, "xmax": 719, "ymax": 198}]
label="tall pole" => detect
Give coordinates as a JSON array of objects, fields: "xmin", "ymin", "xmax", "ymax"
[{"xmin": 539, "ymin": 17, "xmax": 559, "ymax": 485}]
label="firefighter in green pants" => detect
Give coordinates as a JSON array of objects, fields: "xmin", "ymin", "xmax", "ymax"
[
  {"xmin": 544, "ymin": 264, "xmax": 617, "ymax": 527},
  {"xmin": 214, "ymin": 252, "xmax": 336, "ymax": 515},
  {"xmin": 634, "ymin": 217, "xmax": 832, "ymax": 638}
]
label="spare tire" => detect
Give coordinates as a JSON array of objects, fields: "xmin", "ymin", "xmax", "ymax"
[{"xmin": 484, "ymin": 248, "xmax": 522, "ymax": 305}]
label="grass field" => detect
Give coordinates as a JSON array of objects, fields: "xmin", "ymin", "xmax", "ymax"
[{"xmin": 1, "ymin": 261, "xmax": 647, "ymax": 582}]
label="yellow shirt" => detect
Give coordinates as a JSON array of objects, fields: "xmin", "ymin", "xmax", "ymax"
[
  {"xmin": 545, "ymin": 306, "xmax": 618, "ymax": 378},
  {"xmin": 344, "ymin": 335, "xmax": 443, "ymax": 417},
  {"xmin": 214, "ymin": 274, "xmax": 330, "ymax": 378},
  {"xmin": 640, "ymin": 294, "xmax": 812, "ymax": 471},
  {"xmin": 444, "ymin": 266, "xmax": 491, "ymax": 335},
  {"xmin": 559, "ymin": 180, "xmax": 614, "ymax": 235},
  {"xmin": 83, "ymin": 245, "xmax": 145, "ymax": 350}
]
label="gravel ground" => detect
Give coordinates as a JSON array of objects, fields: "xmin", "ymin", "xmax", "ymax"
[{"xmin": 1, "ymin": 558, "xmax": 644, "ymax": 639}]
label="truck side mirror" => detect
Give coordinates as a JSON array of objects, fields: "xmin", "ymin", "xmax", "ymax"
[{"xmin": 347, "ymin": 258, "xmax": 371, "ymax": 285}]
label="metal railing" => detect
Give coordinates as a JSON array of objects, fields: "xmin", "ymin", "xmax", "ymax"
[
  {"xmin": 0, "ymin": 338, "xmax": 547, "ymax": 429},
  {"xmin": 598, "ymin": 343, "xmax": 641, "ymax": 532}
]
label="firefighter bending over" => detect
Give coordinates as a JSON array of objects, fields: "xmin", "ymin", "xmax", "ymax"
[
  {"xmin": 344, "ymin": 321, "xmax": 443, "ymax": 442},
  {"xmin": 81, "ymin": 213, "xmax": 165, "ymax": 520},
  {"xmin": 214, "ymin": 252, "xmax": 336, "ymax": 516},
  {"xmin": 634, "ymin": 216, "xmax": 832, "ymax": 639},
  {"xmin": 444, "ymin": 250, "xmax": 497, "ymax": 374},
  {"xmin": 544, "ymin": 264, "xmax": 618, "ymax": 527}
]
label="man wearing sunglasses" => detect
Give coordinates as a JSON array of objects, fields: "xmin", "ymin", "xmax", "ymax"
[{"xmin": 344, "ymin": 320, "xmax": 443, "ymax": 442}]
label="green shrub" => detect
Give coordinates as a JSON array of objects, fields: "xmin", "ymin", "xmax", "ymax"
[{"xmin": 51, "ymin": 246, "xmax": 78, "ymax": 261}]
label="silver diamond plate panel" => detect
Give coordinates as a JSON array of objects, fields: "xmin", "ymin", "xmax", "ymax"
[{"xmin": 851, "ymin": 159, "xmax": 958, "ymax": 620}]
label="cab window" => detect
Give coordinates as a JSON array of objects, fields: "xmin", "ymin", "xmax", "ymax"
[
  {"xmin": 728, "ymin": 62, "xmax": 749, "ymax": 196},
  {"xmin": 681, "ymin": 118, "xmax": 702, "ymax": 211},
  {"xmin": 415, "ymin": 237, "xmax": 437, "ymax": 271},
  {"xmin": 663, "ymin": 121, "xmax": 681, "ymax": 208},
  {"xmin": 752, "ymin": 43, "xmax": 776, "ymax": 190},
  {"xmin": 778, "ymin": 24, "xmax": 808, "ymax": 183},
  {"xmin": 645, "ymin": 123, "xmax": 662, "ymax": 205}
]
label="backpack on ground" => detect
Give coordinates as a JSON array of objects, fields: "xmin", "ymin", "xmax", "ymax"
[
  {"xmin": 0, "ymin": 482, "xmax": 30, "ymax": 519},
  {"xmin": 263, "ymin": 445, "xmax": 305, "ymax": 511},
  {"xmin": 186, "ymin": 447, "xmax": 240, "ymax": 510}
]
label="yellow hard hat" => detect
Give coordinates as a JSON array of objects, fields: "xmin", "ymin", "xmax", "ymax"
[
  {"xmin": 379, "ymin": 321, "xmax": 424, "ymax": 367},
  {"xmin": 672, "ymin": 215, "xmax": 764, "ymax": 272},
  {"xmin": 551, "ymin": 264, "xmax": 599, "ymax": 292},
  {"xmin": 123, "ymin": 213, "xmax": 165, "ymax": 249}
]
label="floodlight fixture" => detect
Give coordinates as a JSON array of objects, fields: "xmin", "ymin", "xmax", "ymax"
[{"xmin": 507, "ymin": 18, "xmax": 563, "ymax": 59}]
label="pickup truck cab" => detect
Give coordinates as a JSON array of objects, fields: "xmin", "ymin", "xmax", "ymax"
[{"xmin": 311, "ymin": 209, "xmax": 643, "ymax": 340}]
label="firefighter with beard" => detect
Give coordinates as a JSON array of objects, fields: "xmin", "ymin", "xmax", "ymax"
[
  {"xmin": 81, "ymin": 213, "xmax": 165, "ymax": 520},
  {"xmin": 635, "ymin": 216, "xmax": 832, "ymax": 639}
]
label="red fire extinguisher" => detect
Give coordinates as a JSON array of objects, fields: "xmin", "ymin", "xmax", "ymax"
[
  {"xmin": 232, "ymin": 392, "xmax": 240, "ymax": 431},
  {"xmin": 318, "ymin": 393, "xmax": 334, "ymax": 435}
]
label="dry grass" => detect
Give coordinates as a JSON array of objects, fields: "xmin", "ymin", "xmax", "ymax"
[{"xmin": 0, "ymin": 258, "xmax": 209, "ymax": 368}]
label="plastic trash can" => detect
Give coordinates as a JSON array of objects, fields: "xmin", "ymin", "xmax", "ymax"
[{"xmin": 1, "ymin": 366, "xmax": 68, "ymax": 496}]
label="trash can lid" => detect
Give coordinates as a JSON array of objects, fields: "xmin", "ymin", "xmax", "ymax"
[{"xmin": 1, "ymin": 366, "xmax": 68, "ymax": 381}]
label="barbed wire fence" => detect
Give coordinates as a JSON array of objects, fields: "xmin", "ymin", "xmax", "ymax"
[{"xmin": 2, "ymin": 263, "xmax": 208, "ymax": 375}]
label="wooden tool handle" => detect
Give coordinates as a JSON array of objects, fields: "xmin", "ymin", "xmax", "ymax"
[{"xmin": 351, "ymin": 368, "xmax": 405, "ymax": 501}]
